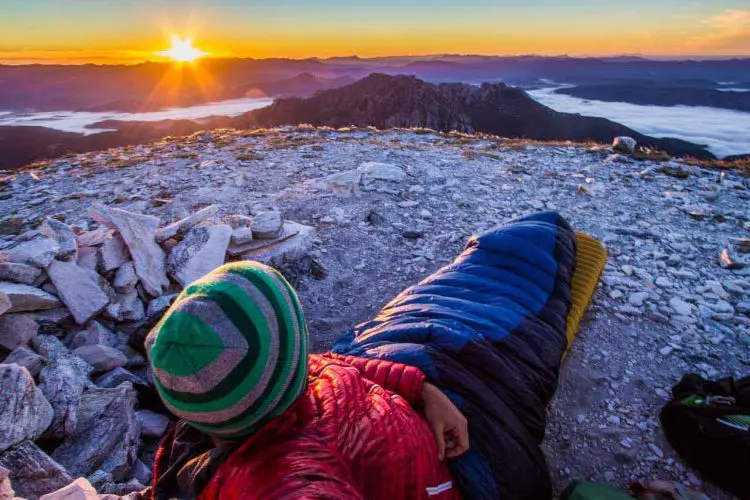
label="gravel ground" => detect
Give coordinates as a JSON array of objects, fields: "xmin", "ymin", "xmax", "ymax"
[{"xmin": 2, "ymin": 127, "xmax": 747, "ymax": 498}]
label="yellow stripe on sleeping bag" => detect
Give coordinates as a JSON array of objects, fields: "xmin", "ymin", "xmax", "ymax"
[{"xmin": 565, "ymin": 232, "xmax": 608, "ymax": 354}]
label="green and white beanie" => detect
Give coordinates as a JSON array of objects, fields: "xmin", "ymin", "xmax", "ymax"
[{"xmin": 145, "ymin": 261, "xmax": 309, "ymax": 440}]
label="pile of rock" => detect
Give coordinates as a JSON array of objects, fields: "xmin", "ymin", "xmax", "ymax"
[{"xmin": 0, "ymin": 203, "xmax": 315, "ymax": 499}]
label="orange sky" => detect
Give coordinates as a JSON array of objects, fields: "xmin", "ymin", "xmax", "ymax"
[{"xmin": 1, "ymin": 1, "xmax": 749, "ymax": 64}]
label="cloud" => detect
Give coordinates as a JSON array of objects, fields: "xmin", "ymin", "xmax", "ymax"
[{"xmin": 689, "ymin": 9, "xmax": 750, "ymax": 52}]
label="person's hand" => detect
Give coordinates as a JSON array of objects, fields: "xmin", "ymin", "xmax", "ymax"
[{"xmin": 421, "ymin": 382, "xmax": 469, "ymax": 461}]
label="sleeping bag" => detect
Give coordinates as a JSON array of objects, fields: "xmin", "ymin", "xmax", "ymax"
[{"xmin": 333, "ymin": 211, "xmax": 607, "ymax": 499}]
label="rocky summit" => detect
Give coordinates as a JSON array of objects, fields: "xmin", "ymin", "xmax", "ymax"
[{"xmin": 0, "ymin": 126, "xmax": 748, "ymax": 499}]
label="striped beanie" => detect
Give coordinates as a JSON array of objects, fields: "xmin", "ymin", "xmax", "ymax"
[{"xmin": 145, "ymin": 261, "xmax": 309, "ymax": 440}]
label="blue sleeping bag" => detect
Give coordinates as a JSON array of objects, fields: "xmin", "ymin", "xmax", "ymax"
[{"xmin": 333, "ymin": 211, "xmax": 578, "ymax": 499}]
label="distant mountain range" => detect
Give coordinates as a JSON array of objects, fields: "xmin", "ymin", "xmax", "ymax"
[
  {"xmin": 0, "ymin": 73, "xmax": 715, "ymax": 169},
  {"xmin": 1, "ymin": 55, "xmax": 749, "ymax": 113}
]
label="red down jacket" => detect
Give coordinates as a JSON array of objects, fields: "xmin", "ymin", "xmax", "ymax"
[{"xmin": 191, "ymin": 353, "xmax": 460, "ymax": 499}]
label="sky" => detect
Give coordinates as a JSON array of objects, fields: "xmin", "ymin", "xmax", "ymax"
[{"xmin": 1, "ymin": 0, "xmax": 749, "ymax": 64}]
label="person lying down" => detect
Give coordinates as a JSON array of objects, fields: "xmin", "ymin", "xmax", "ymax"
[{"xmin": 146, "ymin": 211, "xmax": 607, "ymax": 500}]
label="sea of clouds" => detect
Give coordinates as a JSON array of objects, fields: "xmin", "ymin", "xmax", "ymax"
[{"xmin": 528, "ymin": 87, "xmax": 750, "ymax": 158}]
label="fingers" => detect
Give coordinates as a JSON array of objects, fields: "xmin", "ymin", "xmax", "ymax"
[
  {"xmin": 444, "ymin": 420, "xmax": 470, "ymax": 458},
  {"xmin": 433, "ymin": 424, "xmax": 446, "ymax": 461}
]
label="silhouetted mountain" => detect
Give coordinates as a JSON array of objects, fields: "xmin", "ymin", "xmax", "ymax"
[
  {"xmin": 557, "ymin": 84, "xmax": 750, "ymax": 112},
  {"xmin": 2, "ymin": 56, "xmax": 749, "ymax": 113},
  {"xmin": 238, "ymin": 74, "xmax": 713, "ymax": 158}
]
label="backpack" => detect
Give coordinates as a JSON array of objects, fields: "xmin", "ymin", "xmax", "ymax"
[{"xmin": 660, "ymin": 374, "xmax": 750, "ymax": 499}]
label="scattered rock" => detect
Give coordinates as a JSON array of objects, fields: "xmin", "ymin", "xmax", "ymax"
[
  {"xmin": 94, "ymin": 368, "xmax": 148, "ymax": 389},
  {"xmin": 231, "ymin": 227, "xmax": 254, "ymax": 245},
  {"xmin": 251, "ymin": 211, "xmax": 283, "ymax": 239},
  {"xmin": 167, "ymin": 224, "xmax": 232, "ymax": 287},
  {"xmin": 154, "ymin": 204, "xmax": 218, "ymax": 243},
  {"xmin": 76, "ymin": 230, "xmax": 110, "ymax": 248},
  {"xmin": 88, "ymin": 204, "xmax": 168, "ymax": 297},
  {"xmin": 40, "ymin": 219, "xmax": 78, "ymax": 262},
  {"xmin": 311, "ymin": 170, "xmax": 362, "ymax": 195},
  {"xmin": 52, "ymin": 385, "xmax": 141, "ymax": 481},
  {"xmin": 0, "ymin": 364, "xmax": 54, "ymax": 452},
  {"xmin": 0, "ymin": 262, "xmax": 42, "ymax": 285},
  {"xmin": 76, "ymin": 247, "xmax": 100, "ymax": 272},
  {"xmin": 136, "ymin": 410, "xmax": 170, "ymax": 438},
  {"xmin": 47, "ymin": 260, "xmax": 110, "ymax": 324},
  {"xmin": 39, "ymin": 477, "xmax": 98, "ymax": 500},
  {"xmin": 38, "ymin": 336, "xmax": 94, "ymax": 438},
  {"xmin": 0, "ymin": 441, "xmax": 73, "ymax": 500},
  {"xmin": 669, "ymin": 297, "xmax": 694, "ymax": 316},
  {"xmin": 240, "ymin": 222, "xmax": 316, "ymax": 266},
  {"xmin": 0, "ymin": 466, "xmax": 13, "ymax": 500},
  {"xmin": 3, "ymin": 346, "xmax": 44, "ymax": 377},
  {"xmin": 0, "ymin": 283, "xmax": 61, "ymax": 313},
  {"xmin": 3, "ymin": 234, "xmax": 60, "ymax": 268},
  {"xmin": 612, "ymin": 136, "xmax": 637, "ymax": 154},
  {"xmin": 112, "ymin": 261, "xmax": 138, "ymax": 293},
  {"xmin": 70, "ymin": 321, "xmax": 117, "ymax": 349},
  {"xmin": 628, "ymin": 292, "xmax": 649, "ymax": 307},
  {"xmin": 0, "ymin": 314, "xmax": 39, "ymax": 350},
  {"xmin": 358, "ymin": 162, "xmax": 406, "ymax": 184},
  {"xmin": 100, "ymin": 234, "xmax": 130, "ymax": 273},
  {"xmin": 73, "ymin": 345, "xmax": 128, "ymax": 373},
  {"xmin": 0, "ymin": 293, "xmax": 10, "ymax": 317},
  {"xmin": 146, "ymin": 294, "xmax": 178, "ymax": 318}
]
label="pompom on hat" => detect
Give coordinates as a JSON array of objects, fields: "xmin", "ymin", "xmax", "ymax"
[{"xmin": 145, "ymin": 261, "xmax": 309, "ymax": 440}]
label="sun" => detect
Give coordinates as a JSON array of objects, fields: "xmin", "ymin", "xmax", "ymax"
[{"xmin": 157, "ymin": 36, "xmax": 207, "ymax": 62}]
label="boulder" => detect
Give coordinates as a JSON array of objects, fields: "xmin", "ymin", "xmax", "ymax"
[
  {"xmin": 37, "ymin": 336, "xmax": 94, "ymax": 438},
  {"xmin": 0, "ymin": 441, "xmax": 73, "ymax": 500},
  {"xmin": 3, "ymin": 346, "xmax": 44, "ymax": 377},
  {"xmin": 76, "ymin": 247, "xmax": 100, "ymax": 272},
  {"xmin": 52, "ymin": 385, "xmax": 141, "ymax": 481},
  {"xmin": 73, "ymin": 345, "xmax": 128, "ymax": 373},
  {"xmin": 613, "ymin": 136, "xmax": 637, "ymax": 154},
  {"xmin": 240, "ymin": 222, "xmax": 316, "ymax": 266},
  {"xmin": 0, "ymin": 283, "xmax": 61, "ymax": 313},
  {"xmin": 88, "ymin": 204, "xmax": 168, "ymax": 297},
  {"xmin": 358, "ymin": 162, "xmax": 406, "ymax": 184},
  {"xmin": 47, "ymin": 260, "xmax": 110, "ymax": 325},
  {"xmin": 0, "ymin": 364, "xmax": 54, "ymax": 452},
  {"xmin": 40, "ymin": 219, "xmax": 77, "ymax": 262},
  {"xmin": 251, "ymin": 211, "xmax": 283, "ymax": 239},
  {"xmin": 0, "ymin": 293, "xmax": 9, "ymax": 316},
  {"xmin": 155, "ymin": 204, "xmax": 219, "ymax": 243},
  {"xmin": 167, "ymin": 225, "xmax": 232, "ymax": 287},
  {"xmin": 3, "ymin": 234, "xmax": 60, "ymax": 268},
  {"xmin": 39, "ymin": 478, "xmax": 98, "ymax": 500},
  {"xmin": 112, "ymin": 262, "xmax": 137, "ymax": 293},
  {"xmin": 136, "ymin": 410, "xmax": 170, "ymax": 438},
  {"xmin": 100, "ymin": 234, "xmax": 130, "ymax": 273},
  {"xmin": 0, "ymin": 262, "xmax": 42, "ymax": 285},
  {"xmin": 0, "ymin": 314, "xmax": 39, "ymax": 350}
]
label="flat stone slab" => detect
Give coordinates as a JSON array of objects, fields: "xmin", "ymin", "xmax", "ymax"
[
  {"xmin": 227, "ymin": 221, "xmax": 301, "ymax": 257},
  {"xmin": 73, "ymin": 345, "xmax": 128, "ymax": 373},
  {"xmin": 241, "ymin": 222, "xmax": 316, "ymax": 267},
  {"xmin": 0, "ymin": 282, "xmax": 61, "ymax": 313},
  {"xmin": 40, "ymin": 219, "xmax": 78, "ymax": 262},
  {"xmin": 88, "ymin": 204, "xmax": 168, "ymax": 297},
  {"xmin": 358, "ymin": 162, "xmax": 407, "ymax": 184},
  {"xmin": 100, "ymin": 234, "xmax": 130, "ymax": 272},
  {"xmin": 0, "ymin": 314, "xmax": 39, "ymax": 350},
  {"xmin": 47, "ymin": 260, "xmax": 110, "ymax": 325},
  {"xmin": 155, "ymin": 204, "xmax": 218, "ymax": 243}
]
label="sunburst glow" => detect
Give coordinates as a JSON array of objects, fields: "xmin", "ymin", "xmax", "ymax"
[{"xmin": 157, "ymin": 36, "xmax": 207, "ymax": 62}]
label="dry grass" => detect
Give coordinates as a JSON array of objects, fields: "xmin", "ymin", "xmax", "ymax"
[
  {"xmin": 173, "ymin": 152, "xmax": 199, "ymax": 159},
  {"xmin": 632, "ymin": 148, "xmax": 672, "ymax": 162},
  {"xmin": 236, "ymin": 152, "xmax": 265, "ymax": 161},
  {"xmin": 685, "ymin": 157, "xmax": 750, "ymax": 178}
]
